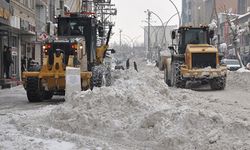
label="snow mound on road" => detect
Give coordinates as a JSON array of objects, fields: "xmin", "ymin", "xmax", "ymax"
[
  {"xmin": 47, "ymin": 67, "xmax": 250, "ymax": 149},
  {"xmin": 49, "ymin": 68, "xmax": 171, "ymax": 148},
  {"xmin": 227, "ymin": 71, "xmax": 250, "ymax": 91},
  {"xmin": 237, "ymin": 68, "xmax": 250, "ymax": 72}
]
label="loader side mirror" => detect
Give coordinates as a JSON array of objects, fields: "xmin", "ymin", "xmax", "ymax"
[
  {"xmin": 168, "ymin": 46, "xmax": 174, "ymax": 51},
  {"xmin": 110, "ymin": 49, "xmax": 116, "ymax": 54},
  {"xmin": 107, "ymin": 49, "xmax": 116, "ymax": 54},
  {"xmin": 171, "ymin": 31, "xmax": 176, "ymax": 39}
]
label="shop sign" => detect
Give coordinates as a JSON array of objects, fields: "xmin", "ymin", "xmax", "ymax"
[{"xmin": 0, "ymin": 7, "xmax": 10, "ymax": 20}]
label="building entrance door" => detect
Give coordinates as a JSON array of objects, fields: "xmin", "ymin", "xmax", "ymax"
[{"xmin": 0, "ymin": 36, "xmax": 8, "ymax": 78}]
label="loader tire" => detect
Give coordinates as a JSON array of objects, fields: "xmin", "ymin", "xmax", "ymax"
[
  {"xmin": 210, "ymin": 76, "xmax": 226, "ymax": 90},
  {"xmin": 173, "ymin": 62, "xmax": 186, "ymax": 88},
  {"xmin": 43, "ymin": 91, "xmax": 54, "ymax": 100},
  {"xmin": 92, "ymin": 66, "xmax": 103, "ymax": 87},
  {"xmin": 105, "ymin": 67, "xmax": 112, "ymax": 86},
  {"xmin": 90, "ymin": 76, "xmax": 94, "ymax": 90},
  {"xmin": 26, "ymin": 77, "xmax": 43, "ymax": 103}
]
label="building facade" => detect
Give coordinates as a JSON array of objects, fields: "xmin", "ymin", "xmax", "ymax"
[
  {"xmin": 10, "ymin": 0, "xmax": 36, "ymax": 79},
  {"xmin": 182, "ymin": 0, "xmax": 205, "ymax": 26},
  {"xmin": 0, "ymin": 0, "xmax": 11, "ymax": 79},
  {"xmin": 0, "ymin": 0, "xmax": 36, "ymax": 79},
  {"xmin": 182, "ymin": 0, "xmax": 238, "ymax": 26},
  {"xmin": 237, "ymin": 0, "xmax": 250, "ymax": 14},
  {"xmin": 35, "ymin": 0, "xmax": 49, "ymax": 64}
]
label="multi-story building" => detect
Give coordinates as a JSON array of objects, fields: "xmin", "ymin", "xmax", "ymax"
[
  {"xmin": 238, "ymin": 0, "xmax": 250, "ymax": 14},
  {"xmin": 35, "ymin": 0, "xmax": 49, "ymax": 64},
  {"xmin": 0, "ymin": 0, "xmax": 11, "ymax": 79},
  {"xmin": 7, "ymin": 0, "xmax": 36, "ymax": 79},
  {"xmin": 182, "ymin": 0, "xmax": 238, "ymax": 26},
  {"xmin": 182, "ymin": 0, "xmax": 205, "ymax": 26}
]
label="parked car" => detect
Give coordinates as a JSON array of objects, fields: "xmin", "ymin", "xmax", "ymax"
[{"xmin": 221, "ymin": 59, "xmax": 241, "ymax": 71}]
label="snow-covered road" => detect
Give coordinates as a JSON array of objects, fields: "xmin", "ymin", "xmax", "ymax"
[{"xmin": 0, "ymin": 62, "xmax": 250, "ymax": 150}]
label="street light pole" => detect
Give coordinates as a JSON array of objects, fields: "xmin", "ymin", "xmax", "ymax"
[
  {"xmin": 147, "ymin": 9, "xmax": 152, "ymax": 61},
  {"xmin": 169, "ymin": 0, "xmax": 181, "ymax": 26},
  {"xmin": 122, "ymin": 34, "xmax": 142, "ymax": 49},
  {"xmin": 149, "ymin": 10, "xmax": 167, "ymax": 48}
]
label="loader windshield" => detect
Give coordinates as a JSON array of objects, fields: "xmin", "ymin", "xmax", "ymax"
[
  {"xmin": 178, "ymin": 28, "xmax": 209, "ymax": 54},
  {"xmin": 58, "ymin": 18, "xmax": 88, "ymax": 36},
  {"xmin": 185, "ymin": 29, "xmax": 208, "ymax": 45}
]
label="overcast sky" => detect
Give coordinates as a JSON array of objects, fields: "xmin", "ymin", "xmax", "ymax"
[{"xmin": 110, "ymin": 0, "xmax": 182, "ymax": 45}]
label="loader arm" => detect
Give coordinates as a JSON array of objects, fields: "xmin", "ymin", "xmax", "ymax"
[{"xmin": 96, "ymin": 26, "xmax": 113, "ymax": 64}]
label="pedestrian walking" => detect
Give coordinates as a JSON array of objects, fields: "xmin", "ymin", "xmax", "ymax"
[
  {"xmin": 3, "ymin": 46, "xmax": 13, "ymax": 79},
  {"xmin": 134, "ymin": 61, "xmax": 138, "ymax": 72},
  {"xmin": 126, "ymin": 58, "xmax": 130, "ymax": 69}
]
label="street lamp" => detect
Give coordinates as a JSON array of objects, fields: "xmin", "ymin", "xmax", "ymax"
[
  {"xmin": 122, "ymin": 34, "xmax": 142, "ymax": 49},
  {"xmin": 169, "ymin": 0, "xmax": 181, "ymax": 26},
  {"xmin": 148, "ymin": 10, "xmax": 167, "ymax": 48},
  {"xmin": 145, "ymin": 9, "xmax": 152, "ymax": 61}
]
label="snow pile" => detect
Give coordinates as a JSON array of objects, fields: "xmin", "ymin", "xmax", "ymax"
[
  {"xmin": 227, "ymin": 71, "xmax": 250, "ymax": 91},
  {"xmin": 49, "ymin": 68, "xmax": 171, "ymax": 149},
  {"xmin": 237, "ymin": 68, "xmax": 250, "ymax": 73},
  {"xmin": 46, "ymin": 66, "xmax": 250, "ymax": 149},
  {"xmin": 1, "ymin": 64, "xmax": 250, "ymax": 149},
  {"xmin": 146, "ymin": 60, "xmax": 156, "ymax": 66}
]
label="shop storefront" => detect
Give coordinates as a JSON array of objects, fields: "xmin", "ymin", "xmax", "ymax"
[{"xmin": 0, "ymin": 0, "xmax": 10, "ymax": 79}]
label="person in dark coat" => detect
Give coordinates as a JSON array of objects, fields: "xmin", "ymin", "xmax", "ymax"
[
  {"xmin": 3, "ymin": 46, "xmax": 13, "ymax": 79},
  {"xmin": 21, "ymin": 56, "xmax": 26, "ymax": 72},
  {"xmin": 27, "ymin": 58, "xmax": 32, "ymax": 70},
  {"xmin": 134, "ymin": 61, "xmax": 138, "ymax": 72},
  {"xmin": 126, "ymin": 58, "xmax": 130, "ymax": 69}
]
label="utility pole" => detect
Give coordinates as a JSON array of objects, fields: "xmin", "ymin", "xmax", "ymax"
[{"xmin": 147, "ymin": 9, "xmax": 152, "ymax": 61}]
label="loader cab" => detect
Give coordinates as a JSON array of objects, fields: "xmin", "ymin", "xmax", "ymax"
[
  {"xmin": 176, "ymin": 27, "xmax": 210, "ymax": 54},
  {"xmin": 57, "ymin": 16, "xmax": 97, "ymax": 70}
]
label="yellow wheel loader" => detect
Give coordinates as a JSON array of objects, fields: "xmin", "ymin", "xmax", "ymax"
[
  {"xmin": 164, "ymin": 26, "xmax": 227, "ymax": 90},
  {"xmin": 22, "ymin": 14, "xmax": 114, "ymax": 102}
]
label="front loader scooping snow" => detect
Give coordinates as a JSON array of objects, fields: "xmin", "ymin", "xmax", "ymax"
[{"xmin": 164, "ymin": 26, "xmax": 227, "ymax": 90}]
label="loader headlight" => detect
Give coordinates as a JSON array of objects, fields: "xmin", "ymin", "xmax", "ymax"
[{"xmin": 80, "ymin": 45, "xmax": 83, "ymax": 50}]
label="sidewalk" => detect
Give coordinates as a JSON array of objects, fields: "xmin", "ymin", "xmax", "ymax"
[{"xmin": 0, "ymin": 78, "xmax": 21, "ymax": 89}]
